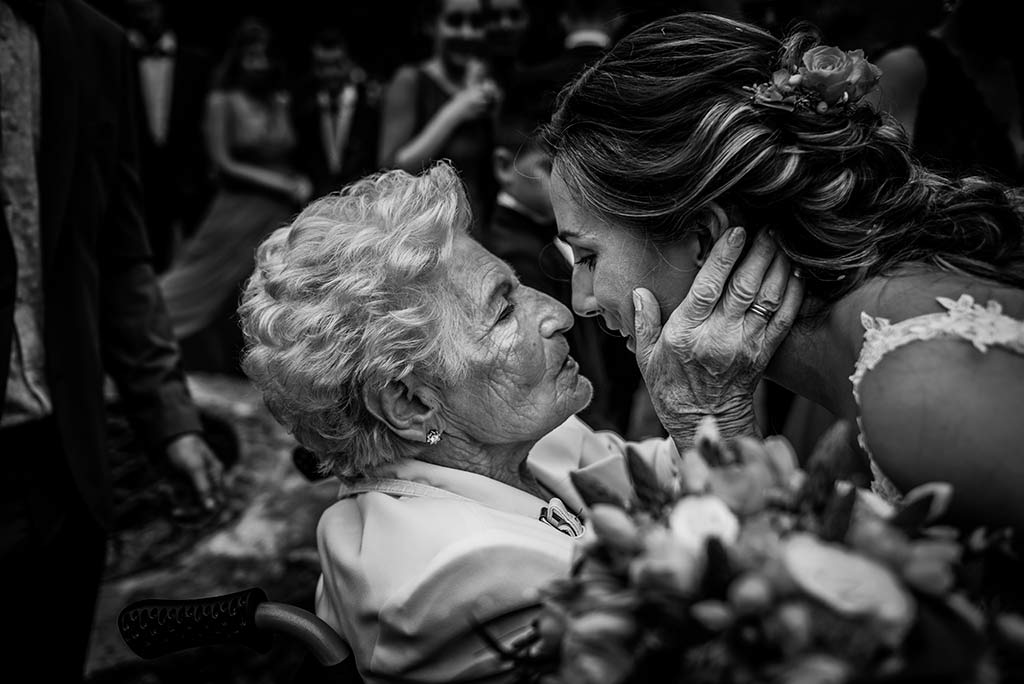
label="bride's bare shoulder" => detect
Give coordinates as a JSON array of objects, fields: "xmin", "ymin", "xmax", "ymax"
[{"xmin": 854, "ymin": 278, "xmax": 1024, "ymax": 528}]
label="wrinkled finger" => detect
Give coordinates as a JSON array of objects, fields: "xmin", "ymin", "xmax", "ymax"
[
  {"xmin": 680, "ymin": 226, "xmax": 747, "ymax": 321},
  {"xmin": 722, "ymin": 230, "xmax": 777, "ymax": 317},
  {"xmin": 745, "ymin": 251, "xmax": 790, "ymax": 332},
  {"xmin": 764, "ymin": 266, "xmax": 805, "ymax": 354},
  {"xmin": 632, "ymin": 287, "xmax": 662, "ymax": 376}
]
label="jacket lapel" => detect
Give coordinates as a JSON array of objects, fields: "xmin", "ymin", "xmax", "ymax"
[{"xmin": 38, "ymin": 0, "xmax": 79, "ymax": 272}]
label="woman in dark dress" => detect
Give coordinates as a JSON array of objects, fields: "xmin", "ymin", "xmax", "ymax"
[
  {"xmin": 868, "ymin": 0, "xmax": 1023, "ymax": 184},
  {"xmin": 377, "ymin": 0, "xmax": 501, "ymax": 235},
  {"xmin": 159, "ymin": 18, "xmax": 311, "ymax": 375}
]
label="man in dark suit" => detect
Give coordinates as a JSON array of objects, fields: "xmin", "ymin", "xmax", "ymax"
[
  {"xmin": 122, "ymin": 0, "xmax": 214, "ymax": 273},
  {"xmin": 292, "ymin": 28, "xmax": 380, "ymax": 198},
  {"xmin": 0, "ymin": 1, "xmax": 224, "ymax": 679}
]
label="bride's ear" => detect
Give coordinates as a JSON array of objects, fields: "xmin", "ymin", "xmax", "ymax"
[
  {"xmin": 692, "ymin": 202, "xmax": 731, "ymax": 266},
  {"xmin": 363, "ymin": 376, "xmax": 444, "ymax": 445}
]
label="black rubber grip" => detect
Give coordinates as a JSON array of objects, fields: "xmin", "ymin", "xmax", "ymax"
[{"xmin": 118, "ymin": 588, "xmax": 273, "ymax": 659}]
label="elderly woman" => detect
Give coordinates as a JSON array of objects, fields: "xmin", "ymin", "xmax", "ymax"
[{"xmin": 238, "ymin": 162, "xmax": 777, "ymax": 682}]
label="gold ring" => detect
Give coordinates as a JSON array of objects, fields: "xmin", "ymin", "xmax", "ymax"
[{"xmin": 748, "ymin": 303, "xmax": 773, "ymax": 320}]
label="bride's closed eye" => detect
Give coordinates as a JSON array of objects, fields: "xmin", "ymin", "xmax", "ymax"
[{"xmin": 574, "ymin": 254, "xmax": 596, "ymax": 271}]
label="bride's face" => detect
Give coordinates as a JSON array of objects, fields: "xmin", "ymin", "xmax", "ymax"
[{"xmin": 550, "ymin": 165, "xmax": 702, "ymax": 352}]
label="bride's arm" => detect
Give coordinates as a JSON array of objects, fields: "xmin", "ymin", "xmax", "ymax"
[{"xmin": 858, "ymin": 339, "xmax": 1024, "ymax": 530}]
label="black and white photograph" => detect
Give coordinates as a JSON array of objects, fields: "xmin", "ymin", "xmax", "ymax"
[{"xmin": 2, "ymin": 1, "xmax": 1023, "ymax": 682}]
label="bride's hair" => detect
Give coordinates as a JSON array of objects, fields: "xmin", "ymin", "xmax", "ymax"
[{"xmin": 541, "ymin": 12, "xmax": 1024, "ymax": 309}]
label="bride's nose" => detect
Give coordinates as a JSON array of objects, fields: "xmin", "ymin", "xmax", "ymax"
[{"xmin": 571, "ymin": 267, "xmax": 598, "ymax": 317}]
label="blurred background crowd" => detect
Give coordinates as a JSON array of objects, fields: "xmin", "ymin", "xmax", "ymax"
[{"xmin": 88, "ymin": 0, "xmax": 1023, "ymax": 444}]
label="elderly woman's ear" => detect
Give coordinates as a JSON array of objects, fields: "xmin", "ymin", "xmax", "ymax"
[{"xmin": 363, "ymin": 376, "xmax": 445, "ymax": 444}]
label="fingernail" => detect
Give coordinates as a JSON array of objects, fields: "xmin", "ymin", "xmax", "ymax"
[
  {"xmin": 728, "ymin": 226, "xmax": 745, "ymax": 247},
  {"xmin": 793, "ymin": 266, "xmax": 804, "ymax": 279},
  {"xmin": 632, "ymin": 289, "xmax": 642, "ymax": 316}
]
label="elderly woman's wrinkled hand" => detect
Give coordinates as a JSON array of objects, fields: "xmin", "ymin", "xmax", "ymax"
[{"xmin": 632, "ymin": 227, "xmax": 803, "ymax": 449}]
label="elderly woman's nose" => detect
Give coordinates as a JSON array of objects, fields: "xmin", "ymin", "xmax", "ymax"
[{"xmin": 537, "ymin": 293, "xmax": 574, "ymax": 338}]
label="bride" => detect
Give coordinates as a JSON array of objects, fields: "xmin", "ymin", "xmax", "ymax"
[{"xmin": 543, "ymin": 12, "xmax": 1024, "ymax": 530}]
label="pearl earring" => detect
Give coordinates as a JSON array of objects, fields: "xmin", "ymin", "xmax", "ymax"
[{"xmin": 426, "ymin": 429, "xmax": 442, "ymax": 445}]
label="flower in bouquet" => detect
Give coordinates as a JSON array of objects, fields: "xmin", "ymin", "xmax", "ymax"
[{"xmin": 495, "ymin": 419, "xmax": 1024, "ymax": 684}]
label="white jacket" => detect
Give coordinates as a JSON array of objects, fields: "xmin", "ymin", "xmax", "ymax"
[{"xmin": 314, "ymin": 415, "xmax": 680, "ymax": 683}]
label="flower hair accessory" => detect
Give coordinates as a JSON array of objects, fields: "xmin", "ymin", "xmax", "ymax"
[{"xmin": 746, "ymin": 45, "xmax": 882, "ymax": 114}]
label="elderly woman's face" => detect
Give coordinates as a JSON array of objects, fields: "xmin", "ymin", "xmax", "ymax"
[
  {"xmin": 550, "ymin": 165, "xmax": 700, "ymax": 352},
  {"xmin": 441, "ymin": 235, "xmax": 593, "ymax": 442}
]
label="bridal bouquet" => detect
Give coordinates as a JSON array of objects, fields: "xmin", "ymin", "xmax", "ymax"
[{"xmin": 489, "ymin": 420, "xmax": 1024, "ymax": 684}]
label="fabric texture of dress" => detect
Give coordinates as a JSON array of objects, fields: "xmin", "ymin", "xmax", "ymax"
[
  {"xmin": 159, "ymin": 90, "xmax": 298, "ymax": 373},
  {"xmin": 850, "ymin": 294, "xmax": 1024, "ymax": 504}
]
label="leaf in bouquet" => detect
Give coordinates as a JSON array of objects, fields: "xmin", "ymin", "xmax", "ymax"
[
  {"xmin": 630, "ymin": 534, "xmax": 703, "ymax": 598},
  {"xmin": 678, "ymin": 448, "xmax": 712, "ymax": 494},
  {"xmin": 695, "ymin": 415, "xmax": 727, "ymax": 467},
  {"xmin": 797, "ymin": 457, "xmax": 836, "ymax": 514},
  {"xmin": 707, "ymin": 461, "xmax": 774, "ymax": 516},
  {"xmin": 901, "ymin": 556, "xmax": 955, "ymax": 596},
  {"xmin": 726, "ymin": 435, "xmax": 769, "ymax": 465},
  {"xmin": 805, "ymin": 419, "xmax": 866, "ymax": 486},
  {"xmin": 891, "ymin": 482, "xmax": 953, "ymax": 531},
  {"xmin": 561, "ymin": 618, "xmax": 637, "ymax": 684},
  {"xmin": 571, "ymin": 469, "xmax": 630, "ymax": 510},
  {"xmin": 690, "ymin": 599, "xmax": 735, "ymax": 632},
  {"xmin": 625, "ymin": 445, "xmax": 672, "ymax": 511},
  {"xmin": 773, "ymin": 654, "xmax": 850, "ymax": 684},
  {"xmin": 995, "ymin": 613, "xmax": 1024, "ymax": 652},
  {"xmin": 566, "ymin": 608, "xmax": 639, "ymax": 644},
  {"xmin": 590, "ymin": 504, "xmax": 644, "ymax": 556},
  {"xmin": 700, "ymin": 536, "xmax": 736, "ymax": 600},
  {"xmin": 819, "ymin": 487, "xmax": 858, "ymax": 543},
  {"xmin": 762, "ymin": 435, "xmax": 801, "ymax": 487},
  {"xmin": 728, "ymin": 572, "xmax": 775, "ymax": 616},
  {"xmin": 884, "ymin": 593, "xmax": 986, "ymax": 683}
]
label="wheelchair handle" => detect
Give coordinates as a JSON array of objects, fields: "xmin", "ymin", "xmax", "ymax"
[{"xmin": 118, "ymin": 588, "xmax": 348, "ymax": 666}]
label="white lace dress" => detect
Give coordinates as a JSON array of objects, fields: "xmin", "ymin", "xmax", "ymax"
[{"xmin": 850, "ymin": 294, "xmax": 1024, "ymax": 504}]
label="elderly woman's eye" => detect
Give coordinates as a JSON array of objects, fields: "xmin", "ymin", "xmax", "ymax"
[
  {"xmin": 575, "ymin": 254, "xmax": 596, "ymax": 271},
  {"xmin": 497, "ymin": 302, "xmax": 517, "ymax": 322}
]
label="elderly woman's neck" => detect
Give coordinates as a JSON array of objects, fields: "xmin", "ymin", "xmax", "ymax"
[{"xmin": 415, "ymin": 439, "xmax": 547, "ymax": 499}]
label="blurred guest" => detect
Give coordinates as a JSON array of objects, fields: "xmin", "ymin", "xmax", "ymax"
[
  {"xmin": 377, "ymin": 0, "xmax": 500, "ymax": 234},
  {"xmin": 487, "ymin": 99, "xmax": 642, "ymax": 434},
  {"xmin": 122, "ymin": 0, "xmax": 214, "ymax": 273},
  {"xmin": 159, "ymin": 17, "xmax": 311, "ymax": 376},
  {"xmin": 484, "ymin": 0, "xmax": 531, "ymax": 90},
  {"xmin": 292, "ymin": 27, "xmax": 380, "ymax": 197},
  {"xmin": 512, "ymin": 0, "xmax": 622, "ymax": 122},
  {"xmin": 868, "ymin": 0, "xmax": 1024, "ymax": 184},
  {"xmin": 1, "ymin": 0, "xmax": 224, "ymax": 680}
]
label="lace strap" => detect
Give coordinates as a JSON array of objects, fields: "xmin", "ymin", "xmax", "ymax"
[{"xmin": 850, "ymin": 294, "xmax": 1024, "ymax": 406}]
